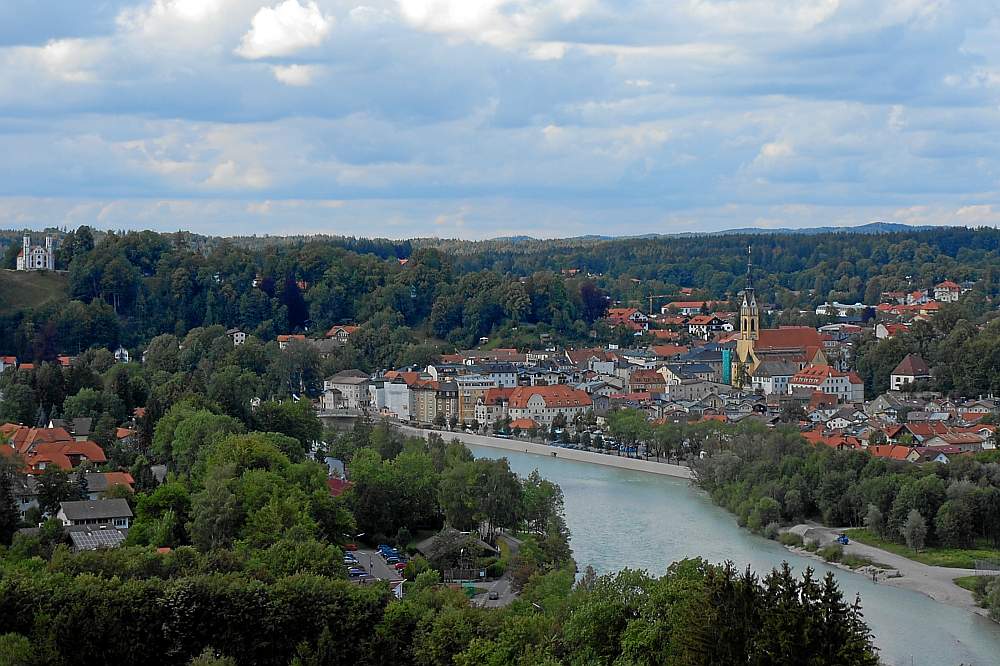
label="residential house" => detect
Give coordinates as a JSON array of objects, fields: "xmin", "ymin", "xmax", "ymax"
[
  {"xmin": 455, "ymin": 375, "xmax": 499, "ymax": 423},
  {"xmin": 475, "ymin": 387, "xmax": 516, "ymax": 426},
  {"xmin": 0, "ymin": 356, "xmax": 16, "ymax": 373},
  {"xmin": 923, "ymin": 432, "xmax": 987, "ymax": 453},
  {"xmin": 664, "ymin": 301, "xmax": 718, "ymax": 316},
  {"xmin": 687, "ymin": 315, "xmax": 731, "ymax": 340},
  {"xmin": 788, "ymin": 366, "xmax": 864, "ymax": 403},
  {"xmin": 226, "ymin": 328, "xmax": 246, "ymax": 345},
  {"xmin": 606, "ymin": 308, "xmax": 649, "ymax": 331},
  {"xmin": 321, "ymin": 371, "xmax": 370, "ymax": 411},
  {"xmin": 934, "ymin": 281, "xmax": 961, "ymax": 303},
  {"xmin": 628, "ymin": 369, "xmax": 667, "ymax": 395},
  {"xmin": 324, "ymin": 325, "xmax": 359, "ymax": 344},
  {"xmin": 876, "ymin": 323, "xmax": 910, "ymax": 340},
  {"xmin": 57, "ymin": 498, "xmax": 132, "ymax": 529},
  {"xmin": 750, "ymin": 361, "xmax": 798, "ymax": 396},
  {"xmin": 277, "ymin": 334, "xmax": 306, "ymax": 350},
  {"xmin": 83, "ymin": 472, "xmax": 135, "ymax": 500},
  {"xmin": 890, "ymin": 354, "xmax": 932, "ymax": 391}
]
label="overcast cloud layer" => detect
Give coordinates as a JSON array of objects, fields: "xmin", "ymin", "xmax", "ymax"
[{"xmin": 1, "ymin": 0, "xmax": 999, "ymax": 238}]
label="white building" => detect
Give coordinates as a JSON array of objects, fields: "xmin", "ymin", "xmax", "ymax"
[
  {"xmin": 322, "ymin": 372, "xmax": 370, "ymax": 411},
  {"xmin": 506, "ymin": 385, "xmax": 592, "ymax": 427},
  {"xmin": 16, "ymin": 234, "xmax": 55, "ymax": 271},
  {"xmin": 788, "ymin": 366, "xmax": 864, "ymax": 403},
  {"xmin": 890, "ymin": 354, "xmax": 932, "ymax": 391}
]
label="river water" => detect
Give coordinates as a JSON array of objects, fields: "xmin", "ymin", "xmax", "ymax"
[{"xmin": 466, "ymin": 444, "xmax": 1000, "ymax": 666}]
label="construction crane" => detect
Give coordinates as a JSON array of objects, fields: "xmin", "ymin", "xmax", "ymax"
[{"xmin": 647, "ymin": 294, "xmax": 675, "ymax": 314}]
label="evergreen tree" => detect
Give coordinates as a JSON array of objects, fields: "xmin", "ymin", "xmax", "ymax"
[{"xmin": 0, "ymin": 463, "xmax": 20, "ymax": 545}]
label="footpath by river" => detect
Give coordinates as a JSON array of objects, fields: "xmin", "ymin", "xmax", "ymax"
[{"xmin": 395, "ymin": 426, "xmax": 1000, "ymax": 665}]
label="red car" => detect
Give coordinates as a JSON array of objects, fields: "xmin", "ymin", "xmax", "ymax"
[
  {"xmin": 344, "ymin": 543, "xmax": 359, "ymax": 551},
  {"xmin": 393, "ymin": 562, "xmax": 407, "ymax": 571}
]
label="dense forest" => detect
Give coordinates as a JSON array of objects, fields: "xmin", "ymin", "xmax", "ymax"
[{"xmin": 2, "ymin": 225, "xmax": 1000, "ymax": 370}]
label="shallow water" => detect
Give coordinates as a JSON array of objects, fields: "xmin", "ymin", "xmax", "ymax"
[{"xmin": 467, "ymin": 444, "xmax": 1000, "ymax": 666}]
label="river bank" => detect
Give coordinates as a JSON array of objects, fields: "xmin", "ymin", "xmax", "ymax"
[
  {"xmin": 787, "ymin": 523, "xmax": 998, "ymax": 618},
  {"xmin": 394, "ymin": 424, "xmax": 694, "ymax": 479}
]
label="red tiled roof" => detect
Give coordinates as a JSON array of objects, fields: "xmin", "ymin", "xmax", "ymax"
[
  {"xmin": 651, "ymin": 344, "xmax": 689, "ymax": 358},
  {"xmin": 756, "ymin": 327, "xmax": 823, "ymax": 351},
  {"xmin": 936, "ymin": 281, "xmax": 960, "ymax": 290},
  {"xmin": 277, "ymin": 334, "xmax": 306, "ymax": 343},
  {"xmin": 509, "ymin": 418, "xmax": 538, "ymax": 430},
  {"xmin": 630, "ymin": 369, "xmax": 666, "ymax": 383},
  {"xmin": 687, "ymin": 315, "xmax": 716, "ymax": 325},
  {"xmin": 868, "ymin": 444, "xmax": 912, "ymax": 461},
  {"xmin": 325, "ymin": 325, "xmax": 359, "ymax": 338},
  {"xmin": 892, "ymin": 354, "xmax": 930, "ymax": 377},
  {"xmin": 327, "ymin": 478, "xmax": 354, "ymax": 497},
  {"xmin": 508, "ymin": 385, "xmax": 592, "ymax": 410},
  {"xmin": 649, "ymin": 329, "xmax": 681, "ymax": 340},
  {"xmin": 791, "ymin": 365, "xmax": 854, "ymax": 386},
  {"xmin": 384, "ymin": 371, "xmax": 423, "ymax": 386},
  {"xmin": 481, "ymin": 387, "xmax": 516, "ymax": 405}
]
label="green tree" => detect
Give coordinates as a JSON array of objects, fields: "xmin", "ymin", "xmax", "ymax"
[
  {"xmin": 36, "ymin": 466, "xmax": 76, "ymax": 516},
  {"xmin": 903, "ymin": 509, "xmax": 927, "ymax": 552}
]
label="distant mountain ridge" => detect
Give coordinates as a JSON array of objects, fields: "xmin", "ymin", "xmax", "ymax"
[{"xmin": 489, "ymin": 221, "xmax": 941, "ymax": 243}]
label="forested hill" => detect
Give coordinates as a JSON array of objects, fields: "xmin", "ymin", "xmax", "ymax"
[{"xmin": 1, "ymin": 225, "xmax": 999, "ymax": 374}]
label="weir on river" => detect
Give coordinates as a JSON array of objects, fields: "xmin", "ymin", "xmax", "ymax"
[{"xmin": 465, "ymin": 443, "xmax": 1000, "ymax": 666}]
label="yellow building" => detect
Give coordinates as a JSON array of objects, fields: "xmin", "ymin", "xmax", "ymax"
[{"xmin": 732, "ymin": 245, "xmax": 760, "ymax": 388}]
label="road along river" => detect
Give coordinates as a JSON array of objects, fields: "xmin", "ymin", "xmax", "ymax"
[{"xmin": 457, "ymin": 440, "xmax": 1000, "ymax": 666}]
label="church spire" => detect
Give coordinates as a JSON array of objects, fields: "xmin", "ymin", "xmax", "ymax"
[{"xmin": 746, "ymin": 243, "xmax": 753, "ymax": 290}]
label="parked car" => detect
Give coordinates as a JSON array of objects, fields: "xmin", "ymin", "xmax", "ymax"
[
  {"xmin": 488, "ymin": 591, "xmax": 499, "ymax": 600},
  {"xmin": 344, "ymin": 543, "xmax": 359, "ymax": 551},
  {"xmin": 393, "ymin": 562, "xmax": 407, "ymax": 571},
  {"xmin": 348, "ymin": 567, "xmax": 367, "ymax": 578}
]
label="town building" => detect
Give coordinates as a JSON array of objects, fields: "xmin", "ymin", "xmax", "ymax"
[
  {"xmin": 788, "ymin": 366, "xmax": 864, "ymax": 403},
  {"xmin": 321, "ymin": 371, "xmax": 370, "ymax": 411},
  {"xmin": 934, "ymin": 281, "xmax": 962, "ymax": 303},
  {"xmin": 505, "ymin": 385, "xmax": 592, "ymax": 427},
  {"xmin": 890, "ymin": 354, "xmax": 932, "ymax": 391}
]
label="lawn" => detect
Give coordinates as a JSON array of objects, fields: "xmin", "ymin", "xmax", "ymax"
[
  {"xmin": 0, "ymin": 269, "xmax": 67, "ymax": 313},
  {"xmin": 953, "ymin": 575, "xmax": 987, "ymax": 593},
  {"xmin": 845, "ymin": 528, "xmax": 1000, "ymax": 569}
]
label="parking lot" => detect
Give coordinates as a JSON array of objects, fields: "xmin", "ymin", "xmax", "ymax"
[{"xmin": 348, "ymin": 548, "xmax": 404, "ymax": 583}]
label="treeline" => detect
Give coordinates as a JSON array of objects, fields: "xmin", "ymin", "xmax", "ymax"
[
  {"xmin": 421, "ymin": 227, "xmax": 1000, "ymax": 307},
  {"xmin": 4, "ymin": 225, "xmax": 1000, "ymax": 372},
  {"xmin": 0, "ymin": 554, "xmax": 879, "ymax": 666},
  {"xmin": 691, "ymin": 422, "xmax": 1000, "ymax": 550},
  {"xmin": 0, "ymin": 226, "xmax": 610, "ymax": 368}
]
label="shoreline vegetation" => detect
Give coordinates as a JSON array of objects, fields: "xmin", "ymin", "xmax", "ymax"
[{"xmin": 687, "ymin": 420, "xmax": 1000, "ymax": 621}]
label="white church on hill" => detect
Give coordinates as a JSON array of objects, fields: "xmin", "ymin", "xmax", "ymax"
[{"xmin": 16, "ymin": 234, "xmax": 55, "ymax": 271}]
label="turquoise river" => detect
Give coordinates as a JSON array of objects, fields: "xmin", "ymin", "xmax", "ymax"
[{"xmin": 466, "ymin": 443, "xmax": 1000, "ymax": 666}]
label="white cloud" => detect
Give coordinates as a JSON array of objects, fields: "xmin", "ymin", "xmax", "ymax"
[
  {"xmin": 272, "ymin": 63, "xmax": 322, "ymax": 86},
  {"xmin": 236, "ymin": 0, "xmax": 332, "ymax": 59},
  {"xmin": 396, "ymin": 0, "xmax": 597, "ymax": 48}
]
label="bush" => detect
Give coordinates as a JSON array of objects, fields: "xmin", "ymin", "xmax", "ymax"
[
  {"xmin": 778, "ymin": 532, "xmax": 804, "ymax": 547},
  {"xmin": 804, "ymin": 539, "xmax": 819, "ymax": 552},
  {"xmin": 762, "ymin": 522, "xmax": 780, "ymax": 541},
  {"xmin": 818, "ymin": 544, "xmax": 843, "ymax": 563}
]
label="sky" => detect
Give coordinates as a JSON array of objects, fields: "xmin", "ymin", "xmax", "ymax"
[{"xmin": 1, "ymin": 0, "xmax": 1000, "ymax": 239}]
